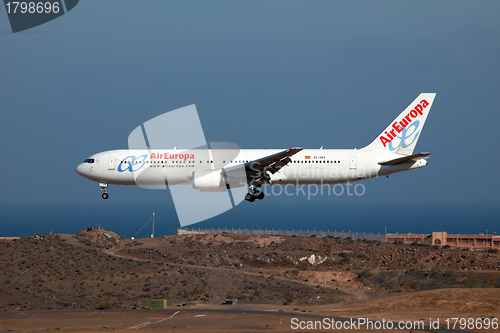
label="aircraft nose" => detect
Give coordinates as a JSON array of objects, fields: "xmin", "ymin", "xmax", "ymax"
[{"xmin": 76, "ymin": 164, "xmax": 84, "ymax": 176}]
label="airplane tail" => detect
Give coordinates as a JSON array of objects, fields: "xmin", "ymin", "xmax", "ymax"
[{"xmin": 361, "ymin": 93, "xmax": 436, "ymax": 155}]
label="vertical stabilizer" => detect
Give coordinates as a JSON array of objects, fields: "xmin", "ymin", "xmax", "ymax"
[{"xmin": 361, "ymin": 93, "xmax": 436, "ymax": 155}]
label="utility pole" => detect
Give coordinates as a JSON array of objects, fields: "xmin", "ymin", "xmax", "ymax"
[{"xmin": 151, "ymin": 213, "xmax": 155, "ymax": 238}]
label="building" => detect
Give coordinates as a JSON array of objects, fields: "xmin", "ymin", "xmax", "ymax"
[{"xmin": 388, "ymin": 232, "xmax": 500, "ymax": 249}]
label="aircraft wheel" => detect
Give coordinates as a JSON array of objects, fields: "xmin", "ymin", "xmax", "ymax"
[
  {"xmin": 245, "ymin": 193, "xmax": 255, "ymax": 202},
  {"xmin": 102, "ymin": 193, "xmax": 109, "ymax": 200},
  {"xmin": 256, "ymin": 191, "xmax": 265, "ymax": 200}
]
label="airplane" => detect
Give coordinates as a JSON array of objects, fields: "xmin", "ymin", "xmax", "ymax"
[{"xmin": 76, "ymin": 93, "xmax": 435, "ymax": 202}]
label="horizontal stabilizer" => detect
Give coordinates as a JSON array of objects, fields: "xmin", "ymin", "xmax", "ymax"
[{"xmin": 378, "ymin": 152, "xmax": 430, "ymax": 165}]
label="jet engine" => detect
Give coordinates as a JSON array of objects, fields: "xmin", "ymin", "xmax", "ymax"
[{"xmin": 192, "ymin": 170, "xmax": 227, "ymax": 192}]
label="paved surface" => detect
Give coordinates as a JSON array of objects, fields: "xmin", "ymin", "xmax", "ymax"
[{"xmin": 0, "ymin": 308, "xmax": 475, "ymax": 333}]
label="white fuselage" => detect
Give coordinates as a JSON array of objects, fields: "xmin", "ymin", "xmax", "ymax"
[
  {"xmin": 75, "ymin": 93, "xmax": 434, "ymax": 209},
  {"xmin": 75, "ymin": 148, "xmax": 427, "ymax": 187}
]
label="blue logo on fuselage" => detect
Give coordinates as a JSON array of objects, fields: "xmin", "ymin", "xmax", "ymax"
[{"xmin": 117, "ymin": 154, "xmax": 148, "ymax": 172}]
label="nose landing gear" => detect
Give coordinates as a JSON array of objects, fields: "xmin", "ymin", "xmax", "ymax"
[{"xmin": 100, "ymin": 183, "xmax": 109, "ymax": 200}]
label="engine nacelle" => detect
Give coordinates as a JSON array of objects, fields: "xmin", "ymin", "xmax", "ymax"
[{"xmin": 192, "ymin": 170, "xmax": 227, "ymax": 192}]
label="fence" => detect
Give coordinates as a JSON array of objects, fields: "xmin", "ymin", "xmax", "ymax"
[{"xmin": 177, "ymin": 228, "xmax": 386, "ymax": 242}]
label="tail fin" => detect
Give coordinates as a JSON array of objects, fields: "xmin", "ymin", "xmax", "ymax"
[{"xmin": 361, "ymin": 93, "xmax": 436, "ymax": 155}]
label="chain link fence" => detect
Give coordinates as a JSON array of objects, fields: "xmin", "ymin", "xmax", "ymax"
[{"xmin": 177, "ymin": 228, "xmax": 386, "ymax": 242}]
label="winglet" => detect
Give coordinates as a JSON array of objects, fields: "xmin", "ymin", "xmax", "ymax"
[{"xmin": 288, "ymin": 147, "xmax": 304, "ymax": 155}]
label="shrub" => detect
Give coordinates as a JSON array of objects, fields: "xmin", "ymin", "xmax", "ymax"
[
  {"xmin": 401, "ymin": 278, "xmax": 421, "ymax": 290},
  {"xmin": 444, "ymin": 269, "xmax": 455, "ymax": 278},
  {"xmin": 98, "ymin": 302, "xmax": 113, "ymax": 310},
  {"xmin": 341, "ymin": 257, "xmax": 351, "ymax": 264},
  {"xmin": 430, "ymin": 265, "xmax": 444, "ymax": 277},
  {"xmin": 359, "ymin": 269, "xmax": 371, "ymax": 279},
  {"xmin": 415, "ymin": 264, "xmax": 426, "ymax": 271}
]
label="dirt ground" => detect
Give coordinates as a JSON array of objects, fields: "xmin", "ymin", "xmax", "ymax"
[
  {"xmin": 0, "ymin": 230, "xmax": 499, "ymax": 332},
  {"xmin": 0, "ymin": 288, "xmax": 498, "ymax": 332},
  {"xmin": 314, "ymin": 288, "xmax": 500, "ymax": 333}
]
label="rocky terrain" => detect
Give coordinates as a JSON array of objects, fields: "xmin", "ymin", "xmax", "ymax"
[{"xmin": 0, "ymin": 228, "xmax": 499, "ymax": 311}]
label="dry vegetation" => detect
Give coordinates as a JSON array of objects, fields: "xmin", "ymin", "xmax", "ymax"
[{"xmin": 0, "ymin": 229, "xmax": 499, "ymax": 311}]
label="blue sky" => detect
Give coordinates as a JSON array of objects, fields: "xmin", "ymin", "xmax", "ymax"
[{"xmin": 1, "ymin": 1, "xmax": 499, "ymax": 236}]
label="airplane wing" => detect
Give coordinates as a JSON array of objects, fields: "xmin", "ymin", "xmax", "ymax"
[
  {"xmin": 245, "ymin": 147, "xmax": 303, "ymax": 184},
  {"xmin": 245, "ymin": 147, "xmax": 303, "ymax": 174},
  {"xmin": 224, "ymin": 147, "xmax": 303, "ymax": 184},
  {"xmin": 378, "ymin": 152, "xmax": 430, "ymax": 165}
]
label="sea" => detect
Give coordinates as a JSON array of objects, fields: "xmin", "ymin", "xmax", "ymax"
[{"xmin": 1, "ymin": 197, "xmax": 498, "ymax": 239}]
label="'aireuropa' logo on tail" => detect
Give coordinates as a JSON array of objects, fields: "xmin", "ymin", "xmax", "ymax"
[
  {"xmin": 3, "ymin": 0, "xmax": 79, "ymax": 33},
  {"xmin": 379, "ymin": 99, "xmax": 430, "ymax": 150}
]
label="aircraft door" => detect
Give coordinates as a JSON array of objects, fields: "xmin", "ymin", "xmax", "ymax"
[
  {"xmin": 108, "ymin": 156, "xmax": 116, "ymax": 170},
  {"xmin": 349, "ymin": 156, "xmax": 357, "ymax": 169}
]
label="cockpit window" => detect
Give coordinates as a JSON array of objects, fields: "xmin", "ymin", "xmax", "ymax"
[{"xmin": 83, "ymin": 159, "xmax": 95, "ymax": 164}]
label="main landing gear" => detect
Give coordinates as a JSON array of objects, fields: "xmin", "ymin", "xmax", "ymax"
[
  {"xmin": 245, "ymin": 184, "xmax": 265, "ymax": 202},
  {"xmin": 100, "ymin": 183, "xmax": 109, "ymax": 199}
]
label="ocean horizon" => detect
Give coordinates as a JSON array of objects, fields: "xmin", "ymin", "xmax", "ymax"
[{"xmin": 1, "ymin": 199, "xmax": 497, "ymax": 239}]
